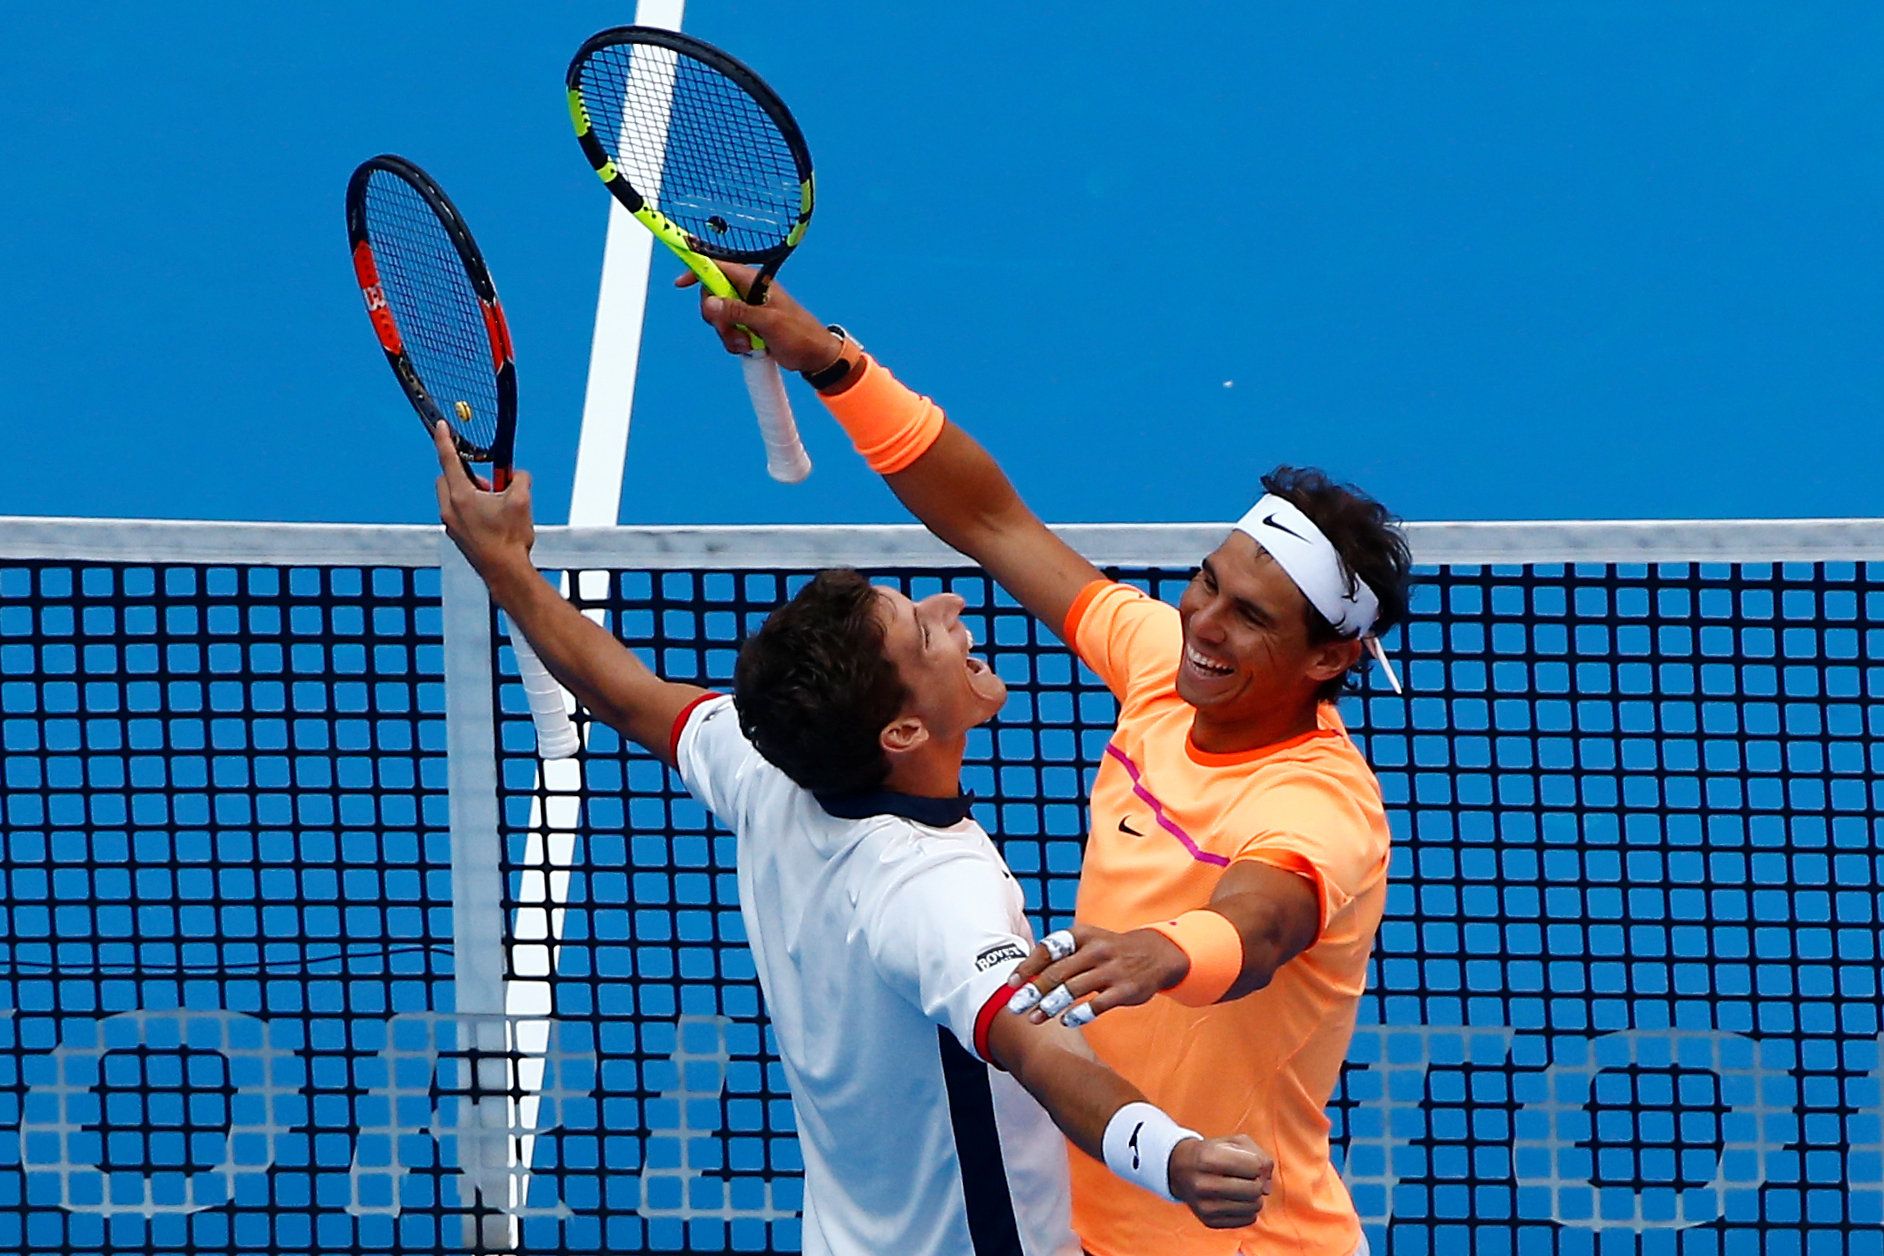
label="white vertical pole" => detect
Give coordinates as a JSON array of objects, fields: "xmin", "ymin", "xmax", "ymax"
[
  {"xmin": 506, "ymin": 0, "xmax": 687, "ymax": 1220},
  {"xmin": 440, "ymin": 541, "xmax": 517, "ymax": 1252}
]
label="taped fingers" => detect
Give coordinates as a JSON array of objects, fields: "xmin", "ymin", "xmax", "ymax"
[
  {"xmin": 1042, "ymin": 929, "xmax": 1078, "ymax": 962},
  {"xmin": 1037, "ymin": 985, "xmax": 1075, "ymax": 1017},
  {"xmin": 1008, "ymin": 928, "xmax": 1085, "ymax": 1014}
]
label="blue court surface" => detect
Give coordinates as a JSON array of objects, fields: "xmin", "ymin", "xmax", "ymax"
[{"xmin": 2, "ymin": 5, "xmax": 1879, "ymax": 526}]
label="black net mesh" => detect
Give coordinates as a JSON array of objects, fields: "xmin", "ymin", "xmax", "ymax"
[
  {"xmin": 360, "ymin": 168, "xmax": 502, "ymax": 454},
  {"xmin": 0, "ymin": 559, "xmax": 473, "ymax": 1253},
  {"xmin": 577, "ymin": 41, "xmax": 807, "ymax": 257},
  {"xmin": 2, "ymin": 548, "xmax": 1879, "ymax": 1254}
]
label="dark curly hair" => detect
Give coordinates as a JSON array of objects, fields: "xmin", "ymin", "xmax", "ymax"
[
  {"xmin": 732, "ymin": 569, "xmax": 910, "ymax": 795},
  {"xmin": 1260, "ymin": 465, "xmax": 1413, "ymax": 701}
]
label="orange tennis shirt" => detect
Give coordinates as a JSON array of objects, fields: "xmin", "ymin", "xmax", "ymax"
[{"xmin": 1063, "ymin": 580, "xmax": 1392, "ymax": 1256}]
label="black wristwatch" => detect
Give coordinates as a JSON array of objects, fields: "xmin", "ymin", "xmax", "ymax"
[{"xmin": 800, "ymin": 324, "xmax": 866, "ymax": 394}]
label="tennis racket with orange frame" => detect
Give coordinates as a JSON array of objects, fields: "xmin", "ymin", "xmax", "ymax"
[{"xmin": 345, "ymin": 153, "xmax": 581, "ymax": 759}]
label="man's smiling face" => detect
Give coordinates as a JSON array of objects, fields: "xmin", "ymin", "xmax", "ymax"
[
  {"xmin": 1175, "ymin": 531, "xmax": 1335, "ymax": 725},
  {"xmin": 873, "ymin": 586, "xmax": 1007, "ymax": 741}
]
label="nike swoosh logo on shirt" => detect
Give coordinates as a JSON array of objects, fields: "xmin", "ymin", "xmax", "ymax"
[{"xmin": 1119, "ymin": 817, "xmax": 1143, "ymax": 836}]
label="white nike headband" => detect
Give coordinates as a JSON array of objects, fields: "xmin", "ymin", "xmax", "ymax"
[{"xmin": 1233, "ymin": 494, "xmax": 1403, "ymax": 694}]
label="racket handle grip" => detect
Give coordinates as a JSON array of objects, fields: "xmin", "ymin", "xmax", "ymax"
[
  {"xmin": 742, "ymin": 351, "xmax": 812, "ymax": 484},
  {"xmin": 510, "ymin": 632, "xmax": 581, "ymax": 759}
]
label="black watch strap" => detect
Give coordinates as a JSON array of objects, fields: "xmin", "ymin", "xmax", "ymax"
[{"xmin": 801, "ymin": 324, "xmax": 864, "ymax": 392}]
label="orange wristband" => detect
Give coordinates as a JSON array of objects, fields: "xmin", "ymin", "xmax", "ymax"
[
  {"xmin": 818, "ymin": 354, "xmax": 946, "ymax": 475},
  {"xmin": 1144, "ymin": 910, "xmax": 1243, "ymax": 1007}
]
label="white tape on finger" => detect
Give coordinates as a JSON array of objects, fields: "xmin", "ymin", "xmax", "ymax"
[
  {"xmin": 1062, "ymin": 1002, "xmax": 1097, "ymax": 1028},
  {"xmin": 1042, "ymin": 929, "xmax": 1078, "ymax": 962},
  {"xmin": 1038, "ymin": 986, "xmax": 1074, "ymax": 1017}
]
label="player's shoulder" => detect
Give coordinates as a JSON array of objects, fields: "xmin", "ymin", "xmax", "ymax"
[
  {"xmin": 1230, "ymin": 728, "xmax": 1388, "ymax": 835},
  {"xmin": 673, "ymin": 693, "xmax": 822, "ymax": 829},
  {"xmin": 824, "ymin": 797, "xmax": 1010, "ymax": 904},
  {"xmin": 1070, "ymin": 579, "xmax": 1179, "ymax": 638},
  {"xmin": 673, "ymin": 693, "xmax": 763, "ymax": 778},
  {"xmin": 1189, "ymin": 710, "xmax": 1379, "ymax": 801},
  {"xmin": 675, "ymin": 692, "xmax": 740, "ymax": 748}
]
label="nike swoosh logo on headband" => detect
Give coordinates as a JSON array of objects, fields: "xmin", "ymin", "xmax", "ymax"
[{"xmin": 1262, "ymin": 513, "xmax": 1306, "ymax": 542}]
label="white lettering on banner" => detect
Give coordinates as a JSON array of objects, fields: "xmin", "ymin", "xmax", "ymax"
[
  {"xmin": 1336, "ymin": 1024, "xmax": 1517, "ymax": 1224},
  {"xmin": 344, "ymin": 1011, "xmax": 586, "ymax": 1220},
  {"xmin": 1507, "ymin": 1030, "xmax": 1800, "ymax": 1231},
  {"xmin": 4, "ymin": 1014, "xmax": 1878, "ymax": 1231},
  {"xmin": 639, "ymin": 1014, "xmax": 798, "ymax": 1223},
  {"xmin": 7, "ymin": 1009, "xmax": 591, "ymax": 1224},
  {"xmin": 15, "ymin": 1010, "xmax": 295, "ymax": 1217}
]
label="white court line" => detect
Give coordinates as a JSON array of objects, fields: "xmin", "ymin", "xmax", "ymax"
[{"xmin": 506, "ymin": 0, "xmax": 687, "ymax": 1228}]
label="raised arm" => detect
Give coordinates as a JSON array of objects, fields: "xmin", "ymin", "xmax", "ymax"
[
  {"xmin": 431, "ymin": 422, "xmax": 706, "ymax": 764},
  {"xmin": 683, "ymin": 270, "xmax": 1104, "ymax": 633},
  {"xmin": 1003, "ymin": 860, "xmax": 1321, "ymax": 1025},
  {"xmin": 984, "ymin": 1009, "xmax": 1273, "ymax": 1229}
]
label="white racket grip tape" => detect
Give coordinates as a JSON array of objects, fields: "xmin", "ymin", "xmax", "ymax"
[
  {"xmin": 509, "ymin": 631, "xmax": 580, "ymax": 759},
  {"xmin": 741, "ymin": 350, "xmax": 812, "ymax": 483}
]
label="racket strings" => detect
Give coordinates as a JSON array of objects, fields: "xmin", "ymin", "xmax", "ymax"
[
  {"xmin": 359, "ymin": 170, "xmax": 502, "ymax": 454},
  {"xmin": 580, "ymin": 44, "xmax": 804, "ymax": 256}
]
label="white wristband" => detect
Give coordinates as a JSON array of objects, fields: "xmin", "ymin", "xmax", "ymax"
[{"xmin": 1101, "ymin": 1101, "xmax": 1200, "ymax": 1203}]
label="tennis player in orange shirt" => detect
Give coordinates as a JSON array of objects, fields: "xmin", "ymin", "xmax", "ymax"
[{"xmin": 688, "ymin": 270, "xmax": 1412, "ymax": 1256}]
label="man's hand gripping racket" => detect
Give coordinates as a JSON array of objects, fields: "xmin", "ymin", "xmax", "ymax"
[
  {"xmin": 678, "ymin": 263, "xmax": 845, "ymax": 375},
  {"xmin": 567, "ymin": 26, "xmax": 817, "ymax": 483},
  {"xmin": 345, "ymin": 154, "xmax": 579, "ymax": 760}
]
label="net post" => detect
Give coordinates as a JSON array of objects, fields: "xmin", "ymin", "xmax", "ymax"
[{"xmin": 440, "ymin": 538, "xmax": 517, "ymax": 1252}]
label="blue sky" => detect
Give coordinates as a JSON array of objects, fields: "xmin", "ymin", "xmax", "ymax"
[{"xmin": 5, "ymin": 4, "xmax": 1879, "ymax": 527}]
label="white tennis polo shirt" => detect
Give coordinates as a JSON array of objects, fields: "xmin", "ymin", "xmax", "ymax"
[{"xmin": 674, "ymin": 694, "xmax": 1079, "ymax": 1256}]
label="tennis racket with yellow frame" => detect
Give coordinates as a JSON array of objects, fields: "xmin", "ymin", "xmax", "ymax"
[{"xmin": 567, "ymin": 25, "xmax": 815, "ymax": 483}]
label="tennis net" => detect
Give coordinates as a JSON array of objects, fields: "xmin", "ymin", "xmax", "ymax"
[{"xmin": 0, "ymin": 516, "xmax": 1878, "ymax": 1255}]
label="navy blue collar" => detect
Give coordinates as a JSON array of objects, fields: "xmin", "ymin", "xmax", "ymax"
[{"xmin": 814, "ymin": 788, "xmax": 975, "ymax": 827}]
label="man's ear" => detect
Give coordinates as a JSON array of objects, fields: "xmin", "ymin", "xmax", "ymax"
[
  {"xmin": 880, "ymin": 714, "xmax": 930, "ymax": 759},
  {"xmin": 1306, "ymin": 637, "xmax": 1363, "ymax": 685}
]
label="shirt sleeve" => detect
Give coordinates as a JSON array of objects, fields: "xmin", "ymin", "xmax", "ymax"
[
  {"xmin": 672, "ymin": 693, "xmax": 755, "ymax": 823},
  {"xmin": 1062, "ymin": 580, "xmax": 1183, "ymax": 707},
  {"xmin": 1231, "ymin": 767, "xmax": 1390, "ymax": 940},
  {"xmin": 859, "ymin": 843, "xmax": 1036, "ymax": 1065}
]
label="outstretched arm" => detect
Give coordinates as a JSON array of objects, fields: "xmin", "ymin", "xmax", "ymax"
[
  {"xmin": 683, "ymin": 269, "xmax": 1105, "ymax": 634},
  {"xmin": 431, "ymin": 421, "xmax": 706, "ymax": 764},
  {"xmin": 984, "ymin": 1009, "xmax": 1273, "ymax": 1229},
  {"xmin": 1004, "ymin": 861, "xmax": 1322, "ymax": 1024}
]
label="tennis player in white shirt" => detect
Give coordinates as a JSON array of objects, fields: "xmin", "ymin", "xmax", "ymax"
[{"xmin": 431, "ymin": 422, "xmax": 1275, "ymax": 1256}]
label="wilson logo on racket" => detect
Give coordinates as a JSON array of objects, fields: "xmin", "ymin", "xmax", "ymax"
[
  {"xmin": 480, "ymin": 299, "xmax": 514, "ymax": 374},
  {"xmin": 343, "ymin": 152, "xmax": 578, "ymax": 761},
  {"xmin": 349, "ymin": 242, "xmax": 402, "ymax": 353}
]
